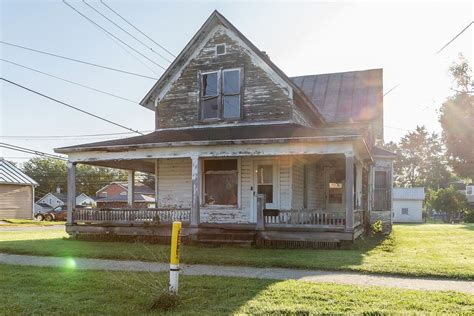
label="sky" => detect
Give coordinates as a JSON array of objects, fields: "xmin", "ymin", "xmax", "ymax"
[{"xmin": 1, "ymin": 0, "xmax": 472, "ymax": 164}]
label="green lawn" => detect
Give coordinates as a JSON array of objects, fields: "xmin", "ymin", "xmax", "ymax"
[
  {"xmin": 1, "ymin": 264, "xmax": 472, "ymax": 315},
  {"xmin": 0, "ymin": 224, "xmax": 473, "ymax": 279}
]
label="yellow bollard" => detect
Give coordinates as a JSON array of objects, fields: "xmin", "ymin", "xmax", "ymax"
[{"xmin": 169, "ymin": 221, "xmax": 182, "ymax": 293}]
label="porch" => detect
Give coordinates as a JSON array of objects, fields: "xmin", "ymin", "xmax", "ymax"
[{"xmin": 57, "ymin": 127, "xmax": 380, "ymax": 246}]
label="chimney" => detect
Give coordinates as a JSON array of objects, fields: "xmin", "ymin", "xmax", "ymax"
[{"xmin": 56, "ymin": 186, "xmax": 61, "ymax": 194}]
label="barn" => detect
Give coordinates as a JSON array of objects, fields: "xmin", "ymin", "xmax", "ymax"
[
  {"xmin": 392, "ymin": 187, "xmax": 425, "ymax": 223},
  {"xmin": 0, "ymin": 158, "xmax": 38, "ymax": 219}
]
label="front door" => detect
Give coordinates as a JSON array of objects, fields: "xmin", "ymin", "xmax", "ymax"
[
  {"xmin": 253, "ymin": 160, "xmax": 278, "ymax": 210},
  {"xmin": 325, "ymin": 168, "xmax": 345, "ymax": 212}
]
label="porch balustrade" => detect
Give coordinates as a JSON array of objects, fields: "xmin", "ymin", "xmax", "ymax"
[
  {"xmin": 264, "ymin": 209, "xmax": 346, "ymax": 227},
  {"xmin": 73, "ymin": 208, "xmax": 191, "ymax": 225}
]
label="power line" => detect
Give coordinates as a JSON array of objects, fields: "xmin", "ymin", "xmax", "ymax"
[
  {"xmin": 1, "ymin": 78, "xmax": 144, "ymax": 135},
  {"xmin": 83, "ymin": 0, "xmax": 172, "ymax": 64},
  {"xmin": 0, "ymin": 130, "xmax": 153, "ymax": 139},
  {"xmin": 0, "ymin": 41, "xmax": 158, "ymax": 80},
  {"xmin": 436, "ymin": 21, "xmax": 473, "ymax": 55},
  {"xmin": 383, "ymin": 84, "xmax": 400, "ymax": 97},
  {"xmin": 1, "ymin": 58, "xmax": 138, "ymax": 104},
  {"xmin": 63, "ymin": 0, "xmax": 166, "ymax": 71},
  {"xmin": 1, "ymin": 143, "xmax": 67, "ymax": 160},
  {"xmin": 100, "ymin": 0, "xmax": 176, "ymax": 58}
]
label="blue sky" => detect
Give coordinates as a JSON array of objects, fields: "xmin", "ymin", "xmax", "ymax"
[{"xmin": 1, "ymin": 0, "xmax": 472, "ymax": 163}]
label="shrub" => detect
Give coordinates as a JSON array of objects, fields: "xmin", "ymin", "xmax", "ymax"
[
  {"xmin": 465, "ymin": 209, "xmax": 474, "ymax": 223},
  {"xmin": 150, "ymin": 292, "xmax": 180, "ymax": 311},
  {"xmin": 371, "ymin": 220, "xmax": 383, "ymax": 234}
]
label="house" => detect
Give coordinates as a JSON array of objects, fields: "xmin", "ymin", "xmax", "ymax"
[
  {"xmin": 55, "ymin": 11, "xmax": 396, "ymax": 246},
  {"xmin": 34, "ymin": 202, "xmax": 53, "ymax": 215},
  {"xmin": 0, "ymin": 158, "xmax": 38, "ymax": 219},
  {"xmin": 392, "ymin": 187, "xmax": 425, "ymax": 223},
  {"xmin": 466, "ymin": 184, "xmax": 474, "ymax": 209},
  {"xmin": 36, "ymin": 188, "xmax": 67, "ymax": 208},
  {"xmin": 37, "ymin": 189, "xmax": 96, "ymax": 208},
  {"xmin": 96, "ymin": 182, "xmax": 154, "ymax": 199}
]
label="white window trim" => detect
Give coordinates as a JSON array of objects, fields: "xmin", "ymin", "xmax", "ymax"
[{"xmin": 201, "ymin": 157, "xmax": 241, "ymax": 209}]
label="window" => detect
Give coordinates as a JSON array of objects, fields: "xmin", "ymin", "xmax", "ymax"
[
  {"xmin": 467, "ymin": 186, "xmax": 473, "ymax": 195},
  {"xmin": 204, "ymin": 159, "xmax": 238, "ymax": 206},
  {"xmin": 257, "ymin": 165, "xmax": 274, "ymax": 203},
  {"xmin": 200, "ymin": 69, "xmax": 241, "ymax": 120},
  {"xmin": 328, "ymin": 169, "xmax": 344, "ymax": 204},
  {"xmin": 374, "ymin": 170, "xmax": 388, "ymax": 211},
  {"xmin": 402, "ymin": 208, "xmax": 409, "ymax": 215},
  {"xmin": 216, "ymin": 44, "xmax": 226, "ymax": 55}
]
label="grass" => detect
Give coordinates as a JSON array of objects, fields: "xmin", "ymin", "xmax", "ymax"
[
  {"xmin": 1, "ymin": 264, "xmax": 472, "ymax": 315},
  {"xmin": 0, "ymin": 224, "xmax": 473, "ymax": 279},
  {"xmin": 0, "ymin": 218, "xmax": 65, "ymax": 226}
]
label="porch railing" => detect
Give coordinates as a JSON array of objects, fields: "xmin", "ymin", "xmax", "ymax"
[
  {"xmin": 73, "ymin": 208, "xmax": 191, "ymax": 225},
  {"xmin": 264, "ymin": 209, "xmax": 346, "ymax": 228}
]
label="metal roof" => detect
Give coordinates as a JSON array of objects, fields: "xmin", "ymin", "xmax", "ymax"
[
  {"xmin": 0, "ymin": 158, "xmax": 38, "ymax": 186},
  {"xmin": 291, "ymin": 69, "xmax": 383, "ymax": 123},
  {"xmin": 393, "ymin": 187, "xmax": 425, "ymax": 200}
]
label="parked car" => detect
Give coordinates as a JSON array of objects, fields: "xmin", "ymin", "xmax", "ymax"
[{"xmin": 35, "ymin": 205, "xmax": 85, "ymax": 221}]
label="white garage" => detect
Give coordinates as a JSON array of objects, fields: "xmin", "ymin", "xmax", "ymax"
[
  {"xmin": 0, "ymin": 159, "xmax": 38, "ymax": 219},
  {"xmin": 393, "ymin": 187, "xmax": 425, "ymax": 223}
]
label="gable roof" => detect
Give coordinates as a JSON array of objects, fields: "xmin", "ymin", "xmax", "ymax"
[
  {"xmin": 0, "ymin": 158, "xmax": 38, "ymax": 186},
  {"xmin": 96, "ymin": 182, "xmax": 155, "ymax": 195},
  {"xmin": 139, "ymin": 10, "xmax": 325, "ymax": 124},
  {"xmin": 96, "ymin": 193, "xmax": 155, "ymax": 203},
  {"xmin": 372, "ymin": 146, "xmax": 397, "ymax": 158},
  {"xmin": 291, "ymin": 69, "xmax": 383, "ymax": 123}
]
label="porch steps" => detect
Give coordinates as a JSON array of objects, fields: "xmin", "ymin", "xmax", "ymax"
[{"xmin": 194, "ymin": 229, "xmax": 256, "ymax": 247}]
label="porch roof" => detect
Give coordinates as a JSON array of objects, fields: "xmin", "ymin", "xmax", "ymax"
[{"xmin": 55, "ymin": 123, "xmax": 363, "ymax": 154}]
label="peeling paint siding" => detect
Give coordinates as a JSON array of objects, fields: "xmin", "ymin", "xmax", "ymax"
[
  {"xmin": 292, "ymin": 105, "xmax": 313, "ymax": 127},
  {"xmin": 156, "ymin": 26, "xmax": 293, "ymax": 129},
  {"xmin": 157, "ymin": 158, "xmax": 192, "ymax": 208},
  {"xmin": 241, "ymin": 157, "xmax": 253, "ymax": 220},
  {"xmin": 306, "ymin": 162, "xmax": 318, "ymax": 209},
  {"xmin": 314, "ymin": 164, "xmax": 326, "ymax": 209}
]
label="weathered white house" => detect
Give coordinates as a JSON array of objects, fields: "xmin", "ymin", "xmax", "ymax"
[
  {"xmin": 55, "ymin": 11, "xmax": 395, "ymax": 246},
  {"xmin": 0, "ymin": 158, "xmax": 38, "ymax": 219},
  {"xmin": 392, "ymin": 187, "xmax": 425, "ymax": 223}
]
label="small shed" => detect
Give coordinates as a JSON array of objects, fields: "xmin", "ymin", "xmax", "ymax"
[
  {"xmin": 392, "ymin": 187, "xmax": 425, "ymax": 223},
  {"xmin": 0, "ymin": 159, "xmax": 38, "ymax": 219}
]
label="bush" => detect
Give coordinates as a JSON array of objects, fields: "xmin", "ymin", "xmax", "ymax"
[
  {"xmin": 371, "ymin": 220, "xmax": 383, "ymax": 234},
  {"xmin": 465, "ymin": 210, "xmax": 474, "ymax": 223},
  {"xmin": 150, "ymin": 292, "xmax": 180, "ymax": 311}
]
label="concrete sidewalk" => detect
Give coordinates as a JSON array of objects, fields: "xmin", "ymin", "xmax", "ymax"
[{"xmin": 1, "ymin": 253, "xmax": 473, "ymax": 294}]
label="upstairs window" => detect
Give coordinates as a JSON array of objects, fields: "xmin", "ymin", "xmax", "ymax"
[{"xmin": 200, "ymin": 69, "xmax": 242, "ymax": 120}]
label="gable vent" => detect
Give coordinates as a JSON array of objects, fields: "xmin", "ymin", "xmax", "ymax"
[{"xmin": 216, "ymin": 44, "xmax": 226, "ymax": 55}]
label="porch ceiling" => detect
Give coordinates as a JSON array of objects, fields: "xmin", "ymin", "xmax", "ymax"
[{"xmin": 81, "ymin": 159, "xmax": 156, "ymax": 174}]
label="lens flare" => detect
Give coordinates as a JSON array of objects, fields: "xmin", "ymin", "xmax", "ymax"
[{"xmin": 64, "ymin": 258, "xmax": 77, "ymax": 269}]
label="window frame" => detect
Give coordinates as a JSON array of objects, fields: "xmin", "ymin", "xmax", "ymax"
[
  {"xmin": 215, "ymin": 44, "xmax": 226, "ymax": 56},
  {"xmin": 401, "ymin": 208, "xmax": 409, "ymax": 215},
  {"xmin": 201, "ymin": 157, "xmax": 241, "ymax": 208},
  {"xmin": 199, "ymin": 68, "xmax": 243, "ymax": 122}
]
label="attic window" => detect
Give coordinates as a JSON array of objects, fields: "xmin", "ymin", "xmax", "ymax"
[
  {"xmin": 216, "ymin": 44, "xmax": 226, "ymax": 55},
  {"xmin": 200, "ymin": 68, "xmax": 242, "ymax": 120}
]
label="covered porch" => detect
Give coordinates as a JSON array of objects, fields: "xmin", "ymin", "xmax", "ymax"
[{"xmin": 58, "ymin": 126, "xmax": 376, "ymax": 245}]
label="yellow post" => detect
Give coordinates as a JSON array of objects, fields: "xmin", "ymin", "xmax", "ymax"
[{"xmin": 169, "ymin": 221, "xmax": 182, "ymax": 293}]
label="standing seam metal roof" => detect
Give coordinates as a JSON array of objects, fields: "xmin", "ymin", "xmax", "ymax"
[{"xmin": 0, "ymin": 158, "xmax": 38, "ymax": 186}]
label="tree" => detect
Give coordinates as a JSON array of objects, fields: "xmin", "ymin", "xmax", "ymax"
[
  {"xmin": 429, "ymin": 186, "xmax": 468, "ymax": 222},
  {"xmin": 22, "ymin": 157, "xmax": 127, "ymax": 199},
  {"xmin": 439, "ymin": 55, "xmax": 474, "ymax": 180},
  {"xmin": 386, "ymin": 126, "xmax": 452, "ymax": 189}
]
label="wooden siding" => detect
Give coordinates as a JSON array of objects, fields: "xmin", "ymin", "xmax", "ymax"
[
  {"xmin": 291, "ymin": 157, "xmax": 305, "ymax": 209},
  {"xmin": 0, "ymin": 184, "xmax": 32, "ymax": 219},
  {"xmin": 157, "ymin": 158, "xmax": 192, "ymax": 209},
  {"xmin": 279, "ymin": 156, "xmax": 291, "ymax": 210},
  {"xmin": 155, "ymin": 26, "xmax": 293, "ymax": 129}
]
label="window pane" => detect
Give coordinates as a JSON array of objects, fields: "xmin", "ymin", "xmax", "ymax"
[
  {"xmin": 202, "ymin": 72, "xmax": 218, "ymax": 97},
  {"xmin": 258, "ymin": 185, "xmax": 273, "ymax": 203},
  {"xmin": 328, "ymin": 186, "xmax": 343, "ymax": 204},
  {"xmin": 202, "ymin": 97, "xmax": 218, "ymax": 119},
  {"xmin": 223, "ymin": 95, "xmax": 240, "ymax": 118},
  {"xmin": 257, "ymin": 165, "xmax": 273, "ymax": 184},
  {"xmin": 205, "ymin": 173, "xmax": 237, "ymax": 205},
  {"xmin": 223, "ymin": 70, "xmax": 240, "ymax": 94}
]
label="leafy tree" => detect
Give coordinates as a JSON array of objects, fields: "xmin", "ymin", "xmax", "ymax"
[
  {"xmin": 384, "ymin": 126, "xmax": 452, "ymax": 189},
  {"xmin": 439, "ymin": 55, "xmax": 474, "ymax": 180},
  {"xmin": 429, "ymin": 186, "xmax": 468, "ymax": 222},
  {"xmin": 22, "ymin": 157, "xmax": 127, "ymax": 199}
]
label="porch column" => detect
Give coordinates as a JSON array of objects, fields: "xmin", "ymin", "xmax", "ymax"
[
  {"xmin": 154, "ymin": 159, "xmax": 159, "ymax": 208},
  {"xmin": 367, "ymin": 164, "xmax": 374, "ymax": 212},
  {"xmin": 191, "ymin": 155, "xmax": 201, "ymax": 227},
  {"xmin": 345, "ymin": 153, "xmax": 354, "ymax": 230},
  {"xmin": 355, "ymin": 162, "xmax": 363, "ymax": 209},
  {"xmin": 127, "ymin": 170, "xmax": 135, "ymax": 207},
  {"xmin": 66, "ymin": 161, "xmax": 76, "ymax": 225}
]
